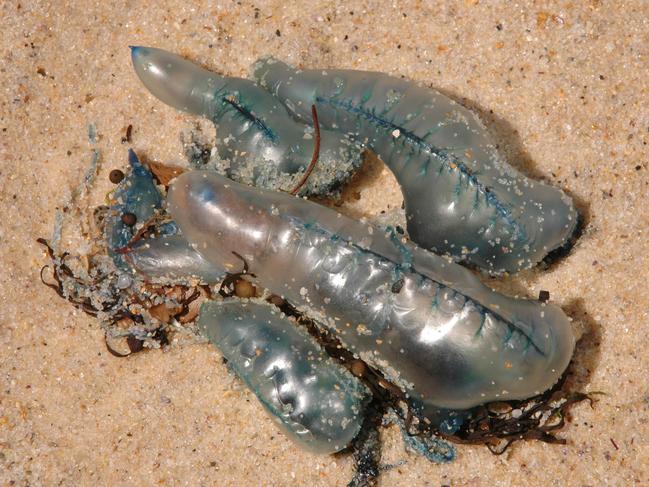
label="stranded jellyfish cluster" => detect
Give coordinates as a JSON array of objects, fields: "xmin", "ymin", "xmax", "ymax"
[{"xmin": 39, "ymin": 47, "xmax": 587, "ymax": 485}]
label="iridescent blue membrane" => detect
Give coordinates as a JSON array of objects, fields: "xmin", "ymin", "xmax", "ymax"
[
  {"xmin": 106, "ymin": 149, "xmax": 162, "ymax": 270},
  {"xmin": 168, "ymin": 171, "xmax": 575, "ymax": 412},
  {"xmin": 253, "ymin": 57, "xmax": 578, "ymax": 274},
  {"xmin": 105, "ymin": 150, "xmax": 224, "ymax": 284},
  {"xmin": 129, "ymin": 46, "xmax": 579, "ymax": 274},
  {"xmin": 130, "ymin": 47, "xmax": 362, "ymax": 197},
  {"xmin": 199, "ymin": 300, "xmax": 370, "ymax": 454},
  {"xmin": 102, "ymin": 150, "xmax": 575, "ymax": 460}
]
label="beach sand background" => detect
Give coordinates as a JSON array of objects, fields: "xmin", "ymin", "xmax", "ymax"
[{"xmin": 1, "ymin": 1, "xmax": 648, "ymax": 485}]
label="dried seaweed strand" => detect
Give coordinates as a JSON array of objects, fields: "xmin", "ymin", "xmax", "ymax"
[{"xmin": 290, "ymin": 105, "xmax": 321, "ymax": 195}]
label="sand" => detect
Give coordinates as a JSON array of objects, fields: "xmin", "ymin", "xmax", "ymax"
[{"xmin": 1, "ymin": 1, "xmax": 648, "ymax": 485}]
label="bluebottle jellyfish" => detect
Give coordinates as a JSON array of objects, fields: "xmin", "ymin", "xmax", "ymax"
[
  {"xmin": 130, "ymin": 47, "xmax": 579, "ymax": 274},
  {"xmin": 130, "ymin": 46, "xmax": 362, "ymax": 197},
  {"xmin": 168, "ymin": 170, "xmax": 575, "ymax": 412},
  {"xmin": 251, "ymin": 59, "xmax": 579, "ymax": 274},
  {"xmin": 198, "ymin": 300, "xmax": 371, "ymax": 454}
]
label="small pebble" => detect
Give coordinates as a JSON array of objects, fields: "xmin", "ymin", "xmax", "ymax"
[
  {"xmin": 109, "ymin": 169, "xmax": 125, "ymax": 184},
  {"xmin": 487, "ymin": 401, "xmax": 512, "ymax": 414},
  {"xmin": 121, "ymin": 212, "xmax": 137, "ymax": 226},
  {"xmin": 126, "ymin": 335, "xmax": 144, "ymax": 353},
  {"xmin": 350, "ymin": 360, "xmax": 366, "ymax": 378},
  {"xmin": 116, "ymin": 274, "xmax": 132, "ymax": 289},
  {"xmin": 234, "ymin": 279, "xmax": 256, "ymax": 298}
]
